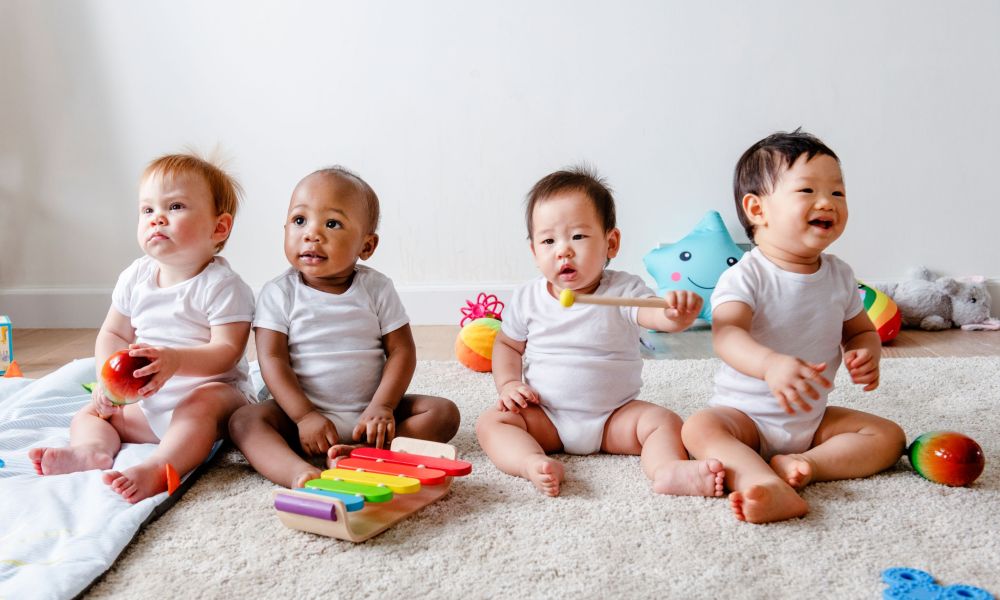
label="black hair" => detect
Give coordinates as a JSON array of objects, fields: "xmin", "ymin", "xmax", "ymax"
[
  {"xmin": 312, "ymin": 166, "xmax": 380, "ymax": 234},
  {"xmin": 525, "ymin": 165, "xmax": 616, "ymax": 239}
]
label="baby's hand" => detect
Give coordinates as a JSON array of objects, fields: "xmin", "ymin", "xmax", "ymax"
[
  {"xmin": 127, "ymin": 343, "xmax": 180, "ymax": 397},
  {"xmin": 662, "ymin": 290, "xmax": 703, "ymax": 327},
  {"xmin": 91, "ymin": 383, "xmax": 119, "ymax": 419},
  {"xmin": 353, "ymin": 404, "xmax": 395, "ymax": 449},
  {"xmin": 296, "ymin": 411, "xmax": 339, "ymax": 456},
  {"xmin": 844, "ymin": 348, "xmax": 880, "ymax": 391},
  {"xmin": 763, "ymin": 353, "xmax": 831, "ymax": 415},
  {"xmin": 498, "ymin": 381, "xmax": 540, "ymax": 413}
]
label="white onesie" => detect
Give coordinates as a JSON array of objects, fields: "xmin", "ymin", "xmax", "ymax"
[
  {"xmin": 111, "ymin": 256, "xmax": 256, "ymax": 439},
  {"xmin": 709, "ymin": 248, "xmax": 864, "ymax": 460},
  {"xmin": 501, "ymin": 270, "xmax": 657, "ymax": 455},
  {"xmin": 253, "ymin": 265, "xmax": 409, "ymax": 440}
]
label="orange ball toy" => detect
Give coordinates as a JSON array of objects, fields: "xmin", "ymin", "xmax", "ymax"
[
  {"xmin": 455, "ymin": 318, "xmax": 502, "ymax": 372},
  {"xmin": 455, "ymin": 293, "xmax": 505, "ymax": 372}
]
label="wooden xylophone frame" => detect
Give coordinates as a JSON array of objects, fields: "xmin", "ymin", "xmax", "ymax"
[{"xmin": 272, "ymin": 437, "xmax": 463, "ymax": 542}]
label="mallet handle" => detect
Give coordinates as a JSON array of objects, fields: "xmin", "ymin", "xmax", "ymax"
[{"xmin": 573, "ymin": 294, "xmax": 668, "ymax": 309}]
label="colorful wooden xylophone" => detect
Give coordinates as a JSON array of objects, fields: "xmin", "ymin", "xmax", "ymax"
[{"xmin": 272, "ymin": 437, "xmax": 472, "ymax": 542}]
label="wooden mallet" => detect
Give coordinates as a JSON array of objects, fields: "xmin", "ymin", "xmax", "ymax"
[{"xmin": 558, "ymin": 289, "xmax": 669, "ymax": 309}]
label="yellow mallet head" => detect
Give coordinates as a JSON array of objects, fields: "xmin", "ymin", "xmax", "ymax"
[{"xmin": 559, "ymin": 289, "xmax": 575, "ymax": 307}]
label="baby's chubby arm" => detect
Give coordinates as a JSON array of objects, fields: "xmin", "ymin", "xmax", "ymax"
[
  {"xmin": 841, "ymin": 311, "xmax": 881, "ymax": 392},
  {"xmin": 129, "ymin": 321, "xmax": 250, "ymax": 397},
  {"xmin": 713, "ymin": 301, "xmax": 831, "ymax": 415},
  {"xmin": 256, "ymin": 327, "xmax": 339, "ymax": 455},
  {"xmin": 491, "ymin": 331, "xmax": 540, "ymax": 413},
  {"xmin": 92, "ymin": 307, "xmax": 137, "ymax": 417},
  {"xmin": 354, "ymin": 324, "xmax": 418, "ymax": 448},
  {"xmin": 637, "ymin": 290, "xmax": 704, "ymax": 333}
]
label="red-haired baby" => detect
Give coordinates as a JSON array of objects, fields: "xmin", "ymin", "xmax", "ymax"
[{"xmin": 30, "ymin": 154, "xmax": 255, "ymax": 503}]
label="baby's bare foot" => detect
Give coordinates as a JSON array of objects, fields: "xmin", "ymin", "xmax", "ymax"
[
  {"xmin": 102, "ymin": 461, "xmax": 169, "ymax": 504},
  {"xmin": 729, "ymin": 480, "xmax": 808, "ymax": 524},
  {"xmin": 652, "ymin": 459, "xmax": 726, "ymax": 497},
  {"xmin": 770, "ymin": 454, "xmax": 815, "ymax": 489},
  {"xmin": 523, "ymin": 455, "xmax": 564, "ymax": 497},
  {"xmin": 28, "ymin": 446, "xmax": 113, "ymax": 476},
  {"xmin": 291, "ymin": 467, "xmax": 323, "ymax": 489}
]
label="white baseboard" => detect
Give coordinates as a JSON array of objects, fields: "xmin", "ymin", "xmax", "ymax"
[
  {"xmin": 0, "ymin": 284, "xmax": 519, "ymax": 328},
  {"xmin": 0, "ymin": 288, "xmax": 112, "ymax": 328}
]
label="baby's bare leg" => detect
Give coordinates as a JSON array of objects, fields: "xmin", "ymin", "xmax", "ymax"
[
  {"xmin": 475, "ymin": 406, "xmax": 564, "ymax": 496},
  {"xmin": 229, "ymin": 399, "xmax": 322, "ymax": 489},
  {"xmin": 29, "ymin": 403, "xmax": 157, "ymax": 475},
  {"xmin": 682, "ymin": 407, "xmax": 807, "ymax": 523},
  {"xmin": 602, "ymin": 400, "xmax": 724, "ymax": 497},
  {"xmin": 103, "ymin": 383, "xmax": 248, "ymax": 503},
  {"xmin": 771, "ymin": 406, "xmax": 906, "ymax": 487},
  {"xmin": 394, "ymin": 394, "xmax": 461, "ymax": 443}
]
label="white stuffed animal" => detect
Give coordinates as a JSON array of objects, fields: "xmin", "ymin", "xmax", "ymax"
[{"xmin": 882, "ymin": 267, "xmax": 997, "ymax": 331}]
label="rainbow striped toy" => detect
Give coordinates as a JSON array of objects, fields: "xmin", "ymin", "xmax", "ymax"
[
  {"xmin": 857, "ymin": 281, "xmax": 901, "ymax": 343},
  {"xmin": 908, "ymin": 431, "xmax": 985, "ymax": 487}
]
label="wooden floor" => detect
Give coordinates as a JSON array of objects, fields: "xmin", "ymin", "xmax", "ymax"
[{"xmin": 8, "ymin": 326, "xmax": 1000, "ymax": 379}]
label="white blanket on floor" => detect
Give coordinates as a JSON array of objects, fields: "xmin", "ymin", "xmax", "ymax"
[{"xmin": 0, "ymin": 358, "xmax": 213, "ymax": 600}]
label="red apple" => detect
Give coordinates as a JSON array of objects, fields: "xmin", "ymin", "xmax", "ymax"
[{"xmin": 101, "ymin": 350, "xmax": 152, "ymax": 405}]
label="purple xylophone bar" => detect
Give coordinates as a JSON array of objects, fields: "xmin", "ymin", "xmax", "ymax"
[{"xmin": 274, "ymin": 492, "xmax": 338, "ymax": 521}]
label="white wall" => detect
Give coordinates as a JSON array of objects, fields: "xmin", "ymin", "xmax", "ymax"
[{"xmin": 2, "ymin": 0, "xmax": 998, "ymax": 326}]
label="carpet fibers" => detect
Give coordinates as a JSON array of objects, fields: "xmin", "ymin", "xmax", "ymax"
[{"xmin": 86, "ymin": 357, "xmax": 1000, "ymax": 599}]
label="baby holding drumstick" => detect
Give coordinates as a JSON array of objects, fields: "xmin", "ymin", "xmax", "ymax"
[{"xmin": 475, "ymin": 166, "xmax": 725, "ymax": 497}]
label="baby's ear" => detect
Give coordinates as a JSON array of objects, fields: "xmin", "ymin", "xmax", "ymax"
[
  {"xmin": 742, "ymin": 194, "xmax": 766, "ymax": 225},
  {"xmin": 213, "ymin": 213, "xmax": 234, "ymax": 243},
  {"xmin": 359, "ymin": 233, "xmax": 379, "ymax": 260},
  {"xmin": 606, "ymin": 228, "xmax": 621, "ymax": 259}
]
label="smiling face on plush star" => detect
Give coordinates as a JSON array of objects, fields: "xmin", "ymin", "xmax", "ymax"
[{"xmin": 643, "ymin": 211, "xmax": 745, "ymax": 321}]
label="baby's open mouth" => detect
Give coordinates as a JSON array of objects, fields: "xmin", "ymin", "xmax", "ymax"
[
  {"xmin": 808, "ymin": 218, "xmax": 834, "ymax": 230},
  {"xmin": 558, "ymin": 264, "xmax": 576, "ymax": 276}
]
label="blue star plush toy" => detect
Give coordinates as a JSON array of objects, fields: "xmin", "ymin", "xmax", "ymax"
[{"xmin": 643, "ymin": 210, "xmax": 746, "ymax": 322}]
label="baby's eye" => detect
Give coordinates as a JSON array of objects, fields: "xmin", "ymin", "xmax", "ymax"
[
  {"xmin": 141, "ymin": 207, "xmax": 153, "ymax": 215},
  {"xmin": 572, "ymin": 234, "xmax": 586, "ymax": 240},
  {"xmin": 291, "ymin": 216, "xmax": 305, "ymax": 226},
  {"xmin": 832, "ymin": 191, "xmax": 845, "ymax": 197},
  {"xmin": 326, "ymin": 219, "xmax": 342, "ymax": 229},
  {"xmin": 169, "ymin": 203, "xmax": 184, "ymax": 211},
  {"xmin": 540, "ymin": 238, "xmax": 554, "ymax": 245},
  {"xmin": 798, "ymin": 188, "xmax": 814, "ymax": 194}
]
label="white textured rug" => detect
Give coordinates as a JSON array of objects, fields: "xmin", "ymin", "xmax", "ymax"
[{"xmin": 86, "ymin": 357, "xmax": 1000, "ymax": 599}]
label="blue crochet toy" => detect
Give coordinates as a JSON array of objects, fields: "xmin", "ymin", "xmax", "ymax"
[
  {"xmin": 882, "ymin": 567, "xmax": 992, "ymax": 599},
  {"xmin": 643, "ymin": 210, "xmax": 746, "ymax": 322}
]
